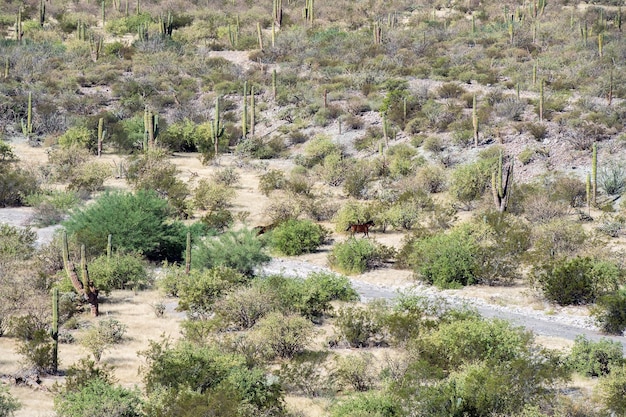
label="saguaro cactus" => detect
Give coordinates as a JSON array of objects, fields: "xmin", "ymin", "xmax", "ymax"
[
  {"xmin": 51, "ymin": 288, "xmax": 59, "ymax": 373},
  {"xmin": 273, "ymin": 0, "xmax": 283, "ymax": 26},
  {"xmin": 250, "ymin": 86, "xmax": 256, "ymax": 136},
  {"xmin": 211, "ymin": 97, "xmax": 224, "ymax": 159},
  {"xmin": 144, "ymin": 107, "xmax": 158, "ymax": 149},
  {"xmin": 272, "ymin": 68, "xmax": 277, "ymax": 100},
  {"xmin": 592, "ymin": 142, "xmax": 597, "ymax": 206},
  {"xmin": 472, "ymin": 94, "xmax": 479, "ymax": 147},
  {"xmin": 491, "ymin": 153, "xmax": 514, "ymax": 212},
  {"xmin": 538, "ymin": 78, "xmax": 544, "ymax": 122},
  {"xmin": 159, "ymin": 12, "xmax": 173, "ymax": 38},
  {"xmin": 15, "ymin": 8, "xmax": 23, "ymax": 44},
  {"xmin": 242, "ymin": 81, "xmax": 248, "ymax": 138},
  {"xmin": 257, "ymin": 22, "xmax": 263, "ymax": 50},
  {"xmin": 304, "ymin": 0, "xmax": 314, "ymax": 24},
  {"xmin": 4, "ymin": 57, "xmax": 8, "ymax": 79},
  {"xmin": 62, "ymin": 231, "xmax": 99, "ymax": 317},
  {"xmin": 185, "ymin": 231, "xmax": 191, "ymax": 274},
  {"xmin": 21, "ymin": 92, "xmax": 33, "ymax": 138},
  {"xmin": 39, "ymin": 0, "xmax": 46, "ymax": 27},
  {"xmin": 97, "ymin": 117, "xmax": 105, "ymax": 157}
]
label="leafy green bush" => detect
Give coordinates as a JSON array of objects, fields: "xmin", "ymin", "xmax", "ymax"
[
  {"xmin": 328, "ymin": 238, "xmax": 394, "ymax": 275},
  {"xmin": 192, "ymin": 228, "xmax": 270, "ymax": 276},
  {"xmin": 297, "ymin": 135, "xmax": 343, "ymax": 168},
  {"xmin": 54, "ymin": 378, "xmax": 143, "ymax": 417},
  {"xmin": 595, "ymin": 364, "xmax": 626, "ymax": 416},
  {"xmin": 258, "ymin": 169, "xmax": 287, "ymax": 196},
  {"xmin": 0, "ymin": 224, "xmax": 36, "ymax": 262},
  {"xmin": 334, "ymin": 353, "xmax": 378, "ymax": 392},
  {"xmin": 79, "ymin": 318, "xmax": 127, "ymax": 362},
  {"xmin": 67, "ymin": 161, "xmax": 111, "ymax": 194},
  {"xmin": 0, "ymin": 163, "xmax": 39, "ymax": 207},
  {"xmin": 159, "ymin": 119, "xmax": 200, "ymax": 152},
  {"xmin": 329, "ymin": 391, "xmax": 401, "ymax": 417},
  {"xmin": 63, "ymin": 190, "xmax": 187, "ymax": 261},
  {"xmin": 212, "ymin": 285, "xmax": 278, "ymax": 330},
  {"xmin": 86, "ymin": 253, "xmax": 149, "ymax": 294},
  {"xmin": 25, "ymin": 190, "xmax": 80, "ymax": 227},
  {"xmin": 406, "ymin": 227, "xmax": 480, "ymax": 288},
  {"xmin": 334, "ymin": 302, "xmax": 388, "ymax": 348},
  {"xmin": 533, "ymin": 257, "xmax": 621, "ymax": 306},
  {"xmin": 448, "ymin": 157, "xmax": 497, "ymax": 208},
  {"xmin": 592, "ymin": 288, "xmax": 626, "ymax": 335},
  {"xmin": 58, "ymin": 126, "xmax": 95, "ymax": 151},
  {"xmin": 568, "ymin": 335, "xmax": 624, "ymax": 377},
  {"xmin": 251, "ymin": 312, "xmax": 315, "ymax": 359},
  {"xmin": 192, "ymin": 179, "xmax": 235, "ymax": 212},
  {"xmin": 268, "ymin": 219, "xmax": 329, "ymax": 256},
  {"xmin": 176, "ymin": 266, "xmax": 246, "ymax": 319},
  {"xmin": 0, "ymin": 384, "xmax": 20, "ymax": 417}
]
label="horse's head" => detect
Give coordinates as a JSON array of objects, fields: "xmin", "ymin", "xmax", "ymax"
[{"xmin": 366, "ymin": 220, "xmax": 375, "ymax": 226}]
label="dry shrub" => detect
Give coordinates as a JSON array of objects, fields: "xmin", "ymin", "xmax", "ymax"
[{"xmin": 523, "ymin": 193, "xmax": 570, "ymax": 224}]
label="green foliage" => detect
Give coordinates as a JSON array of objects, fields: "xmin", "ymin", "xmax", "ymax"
[
  {"xmin": 333, "ymin": 201, "xmax": 373, "ymax": 232},
  {"xmin": 335, "ymin": 302, "xmax": 388, "ymax": 348},
  {"xmin": 176, "ymin": 266, "xmax": 246, "ymax": 319},
  {"xmin": 251, "ymin": 312, "xmax": 315, "ymax": 359},
  {"xmin": 192, "ymin": 179, "xmax": 235, "ymax": 212},
  {"xmin": 125, "ymin": 148, "xmax": 190, "ymax": 218},
  {"xmin": 598, "ymin": 160, "xmax": 626, "ymax": 195},
  {"xmin": 592, "ymin": 288, "xmax": 626, "ymax": 335},
  {"xmin": 0, "ymin": 163, "xmax": 39, "ymax": 207},
  {"xmin": 328, "ymin": 238, "xmax": 394, "ymax": 275},
  {"xmin": 62, "ymin": 358, "xmax": 116, "ymax": 394},
  {"xmin": 448, "ymin": 157, "xmax": 497, "ymax": 207},
  {"xmin": 54, "ymin": 378, "xmax": 143, "ymax": 417},
  {"xmin": 0, "ymin": 140, "xmax": 17, "ymax": 162},
  {"xmin": 86, "ymin": 253, "xmax": 149, "ymax": 294},
  {"xmin": 532, "ymin": 257, "xmax": 621, "ymax": 306},
  {"xmin": 256, "ymin": 272, "xmax": 358, "ymax": 320},
  {"xmin": 334, "ymin": 353, "xmax": 377, "ymax": 392},
  {"xmin": 596, "ymin": 364, "xmax": 626, "ymax": 415},
  {"xmin": 406, "ymin": 227, "xmax": 480, "ymax": 288},
  {"xmin": 79, "ymin": 318, "xmax": 127, "ymax": 362},
  {"xmin": 67, "ymin": 161, "xmax": 111, "ymax": 194},
  {"xmin": 258, "ymin": 169, "xmax": 287, "ymax": 196},
  {"xmin": 159, "ymin": 119, "xmax": 200, "ymax": 152},
  {"xmin": 268, "ymin": 219, "xmax": 329, "ymax": 256},
  {"xmin": 191, "ymin": 228, "xmax": 270, "ymax": 276},
  {"xmin": 569, "ymin": 336, "xmax": 624, "ymax": 377},
  {"xmin": 16, "ymin": 328, "xmax": 55, "ymax": 373},
  {"xmin": 212, "ymin": 285, "xmax": 278, "ymax": 330},
  {"xmin": 105, "ymin": 13, "xmax": 153, "ymax": 35},
  {"xmin": 0, "ymin": 224, "xmax": 36, "ymax": 262},
  {"xmin": 297, "ymin": 135, "xmax": 343, "ymax": 168},
  {"xmin": 329, "ymin": 391, "xmax": 401, "ymax": 417},
  {"xmin": 58, "ymin": 126, "xmax": 95, "ymax": 151},
  {"xmin": 63, "ymin": 190, "xmax": 187, "ymax": 261},
  {"xmin": 25, "ymin": 190, "xmax": 80, "ymax": 227},
  {"xmin": 0, "ymin": 384, "xmax": 20, "ymax": 417}
]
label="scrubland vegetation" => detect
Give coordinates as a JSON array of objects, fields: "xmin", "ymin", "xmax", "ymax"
[{"xmin": 1, "ymin": 0, "xmax": 626, "ymax": 415}]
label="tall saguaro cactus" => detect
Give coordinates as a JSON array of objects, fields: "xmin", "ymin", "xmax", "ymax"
[
  {"xmin": 15, "ymin": 8, "xmax": 23, "ymax": 44},
  {"xmin": 472, "ymin": 94, "xmax": 479, "ymax": 147},
  {"xmin": 144, "ymin": 107, "xmax": 158, "ymax": 149},
  {"xmin": 304, "ymin": 0, "xmax": 314, "ymax": 24},
  {"xmin": 592, "ymin": 142, "xmax": 597, "ymax": 206},
  {"xmin": 39, "ymin": 0, "xmax": 46, "ymax": 27},
  {"xmin": 273, "ymin": 0, "xmax": 283, "ymax": 27},
  {"xmin": 250, "ymin": 86, "xmax": 256, "ymax": 136},
  {"xmin": 185, "ymin": 231, "xmax": 191, "ymax": 275},
  {"xmin": 211, "ymin": 97, "xmax": 224, "ymax": 159},
  {"xmin": 491, "ymin": 153, "xmax": 514, "ymax": 212},
  {"xmin": 242, "ymin": 81, "xmax": 248, "ymax": 138},
  {"xmin": 62, "ymin": 231, "xmax": 99, "ymax": 317},
  {"xmin": 51, "ymin": 288, "xmax": 59, "ymax": 373},
  {"xmin": 21, "ymin": 92, "xmax": 33, "ymax": 139},
  {"xmin": 97, "ymin": 117, "xmax": 105, "ymax": 157}
]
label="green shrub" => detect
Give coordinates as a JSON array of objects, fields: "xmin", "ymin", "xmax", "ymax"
[
  {"xmin": 297, "ymin": 135, "xmax": 343, "ymax": 168},
  {"xmin": 595, "ymin": 364, "xmax": 626, "ymax": 416},
  {"xmin": 328, "ymin": 238, "xmax": 394, "ymax": 275},
  {"xmin": 448, "ymin": 158, "xmax": 497, "ymax": 208},
  {"xmin": 334, "ymin": 301, "xmax": 388, "ymax": 348},
  {"xmin": 63, "ymin": 190, "xmax": 187, "ymax": 261},
  {"xmin": 25, "ymin": 190, "xmax": 80, "ymax": 227},
  {"xmin": 67, "ymin": 161, "xmax": 111, "ymax": 194},
  {"xmin": 192, "ymin": 228, "xmax": 270, "ymax": 276},
  {"xmin": 16, "ymin": 328, "xmax": 55, "ymax": 373},
  {"xmin": 406, "ymin": 228, "xmax": 480, "ymax": 288},
  {"xmin": 592, "ymin": 288, "xmax": 626, "ymax": 335},
  {"xmin": 599, "ymin": 161, "xmax": 626, "ymax": 195},
  {"xmin": 58, "ymin": 126, "xmax": 95, "ymax": 151},
  {"xmin": 79, "ymin": 318, "xmax": 127, "ymax": 362},
  {"xmin": 0, "ymin": 384, "xmax": 20, "ymax": 417},
  {"xmin": 159, "ymin": 119, "xmax": 200, "ymax": 152},
  {"xmin": 212, "ymin": 285, "xmax": 278, "ymax": 330},
  {"xmin": 329, "ymin": 391, "xmax": 401, "ymax": 417},
  {"xmin": 86, "ymin": 253, "xmax": 149, "ymax": 294},
  {"xmin": 0, "ymin": 224, "xmax": 36, "ymax": 262},
  {"xmin": 176, "ymin": 266, "xmax": 246, "ymax": 319},
  {"xmin": 252, "ymin": 312, "xmax": 315, "ymax": 359},
  {"xmin": 0, "ymin": 163, "xmax": 40, "ymax": 207},
  {"xmin": 569, "ymin": 335, "xmax": 624, "ymax": 377},
  {"xmin": 192, "ymin": 179, "xmax": 235, "ymax": 212},
  {"xmin": 533, "ymin": 257, "xmax": 621, "ymax": 306},
  {"xmin": 258, "ymin": 169, "xmax": 287, "ymax": 196},
  {"xmin": 334, "ymin": 353, "xmax": 378, "ymax": 392},
  {"xmin": 268, "ymin": 219, "xmax": 329, "ymax": 256},
  {"xmin": 54, "ymin": 378, "xmax": 143, "ymax": 417},
  {"xmin": 105, "ymin": 13, "xmax": 153, "ymax": 35}
]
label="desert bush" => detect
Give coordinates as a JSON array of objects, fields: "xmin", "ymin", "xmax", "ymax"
[
  {"xmin": 437, "ymin": 82, "xmax": 466, "ymax": 99},
  {"xmin": 448, "ymin": 157, "xmax": 497, "ymax": 208},
  {"xmin": 200, "ymin": 208, "xmax": 234, "ymax": 232},
  {"xmin": 61, "ymin": 358, "xmax": 116, "ymax": 394},
  {"xmin": 191, "ymin": 228, "xmax": 269, "ymax": 276},
  {"xmin": 212, "ymin": 285, "xmax": 278, "ymax": 330},
  {"xmin": 252, "ymin": 312, "xmax": 315, "ymax": 359},
  {"xmin": 532, "ymin": 257, "xmax": 621, "ymax": 306},
  {"xmin": 276, "ymin": 352, "xmax": 334, "ymax": 397},
  {"xmin": 258, "ymin": 169, "xmax": 287, "ymax": 196},
  {"xmin": 335, "ymin": 353, "xmax": 378, "ymax": 392},
  {"xmin": 79, "ymin": 318, "xmax": 127, "ymax": 362},
  {"xmin": 406, "ymin": 227, "xmax": 480, "ymax": 288},
  {"xmin": 568, "ymin": 335, "xmax": 624, "ymax": 377},
  {"xmin": 192, "ymin": 179, "xmax": 235, "ymax": 212},
  {"xmin": 125, "ymin": 148, "xmax": 190, "ymax": 217},
  {"xmin": 329, "ymin": 391, "xmax": 401, "ymax": 417},
  {"xmin": 523, "ymin": 193, "xmax": 570, "ymax": 224},
  {"xmin": 523, "ymin": 122, "xmax": 547, "ymax": 140},
  {"xmin": 328, "ymin": 238, "xmax": 394, "ymax": 275},
  {"xmin": 591, "ymin": 288, "xmax": 626, "ymax": 335},
  {"xmin": 211, "ymin": 166, "xmax": 240, "ymax": 187},
  {"xmin": 175, "ymin": 266, "xmax": 245, "ymax": 319},
  {"xmin": 530, "ymin": 219, "xmax": 587, "ymax": 260},
  {"xmin": 64, "ymin": 190, "xmax": 187, "ymax": 261},
  {"xmin": 58, "ymin": 126, "xmax": 95, "ymax": 151},
  {"xmin": 0, "ymin": 224, "xmax": 36, "ymax": 262},
  {"xmin": 422, "ymin": 136, "xmax": 444, "ymax": 153},
  {"xmin": 268, "ymin": 219, "xmax": 329, "ymax": 256},
  {"xmin": 595, "ymin": 364, "xmax": 626, "ymax": 416},
  {"xmin": 159, "ymin": 119, "xmax": 200, "ymax": 152},
  {"xmin": 67, "ymin": 161, "xmax": 111, "ymax": 194},
  {"xmin": 495, "ymin": 97, "xmax": 526, "ymax": 121},
  {"xmin": 54, "ymin": 378, "xmax": 143, "ymax": 417},
  {"xmin": 0, "ymin": 384, "xmax": 20, "ymax": 417},
  {"xmin": 415, "ymin": 164, "xmax": 447, "ymax": 193},
  {"xmin": 0, "ymin": 163, "xmax": 40, "ymax": 207},
  {"xmin": 25, "ymin": 190, "xmax": 80, "ymax": 227},
  {"xmin": 297, "ymin": 135, "xmax": 343, "ymax": 168},
  {"xmin": 334, "ymin": 301, "xmax": 388, "ymax": 348},
  {"xmin": 333, "ymin": 201, "xmax": 374, "ymax": 232},
  {"xmin": 343, "ymin": 160, "xmax": 375, "ymax": 199},
  {"xmin": 548, "ymin": 174, "xmax": 587, "ymax": 208},
  {"xmin": 86, "ymin": 253, "xmax": 149, "ymax": 294},
  {"xmin": 16, "ymin": 327, "xmax": 55, "ymax": 373}
]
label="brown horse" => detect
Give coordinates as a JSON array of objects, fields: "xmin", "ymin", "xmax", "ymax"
[
  {"xmin": 346, "ymin": 220, "xmax": 375, "ymax": 238},
  {"xmin": 254, "ymin": 223, "xmax": 277, "ymax": 236}
]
